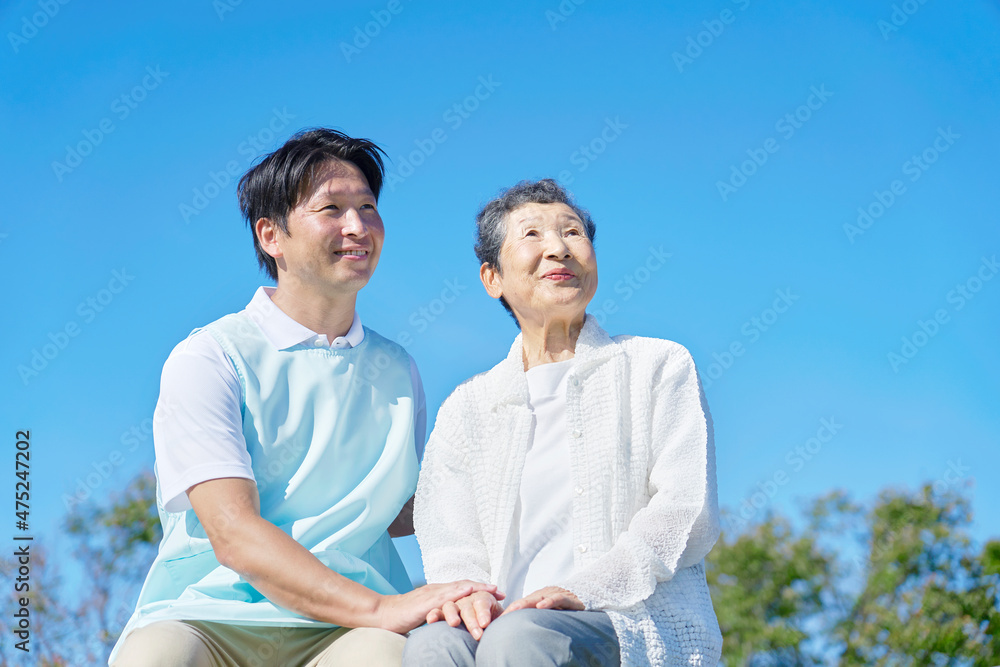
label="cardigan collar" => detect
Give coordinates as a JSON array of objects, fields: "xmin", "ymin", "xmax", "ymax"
[{"xmin": 491, "ymin": 314, "xmax": 618, "ymax": 408}]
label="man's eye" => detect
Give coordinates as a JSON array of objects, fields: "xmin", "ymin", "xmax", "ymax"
[
  {"xmin": 361, "ymin": 203, "xmax": 376, "ymax": 210},
  {"xmin": 323, "ymin": 204, "xmax": 339, "ymax": 211}
]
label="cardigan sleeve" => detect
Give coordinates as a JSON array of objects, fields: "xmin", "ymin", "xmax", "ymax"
[
  {"xmin": 413, "ymin": 392, "xmax": 493, "ymax": 585},
  {"xmin": 558, "ymin": 345, "xmax": 721, "ymax": 610}
]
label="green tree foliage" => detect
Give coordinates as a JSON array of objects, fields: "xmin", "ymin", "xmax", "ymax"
[
  {"xmin": 709, "ymin": 483, "xmax": 1000, "ymax": 666},
  {"xmin": 835, "ymin": 483, "xmax": 1000, "ymax": 666},
  {"xmin": 4, "ymin": 470, "xmax": 996, "ymax": 665},
  {"xmin": 707, "ymin": 514, "xmax": 834, "ymax": 665},
  {"xmin": 0, "ymin": 472, "xmax": 160, "ymax": 665},
  {"xmin": 0, "ymin": 545, "xmax": 72, "ymax": 665},
  {"xmin": 64, "ymin": 470, "xmax": 161, "ymax": 660}
]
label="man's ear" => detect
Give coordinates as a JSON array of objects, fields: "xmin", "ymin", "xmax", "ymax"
[
  {"xmin": 255, "ymin": 218, "xmax": 283, "ymax": 260},
  {"xmin": 480, "ymin": 262, "xmax": 504, "ymax": 300}
]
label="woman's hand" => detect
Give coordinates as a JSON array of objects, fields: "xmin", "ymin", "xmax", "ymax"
[
  {"xmin": 425, "ymin": 589, "xmax": 506, "ymax": 640},
  {"xmin": 500, "ymin": 586, "xmax": 584, "ymax": 615}
]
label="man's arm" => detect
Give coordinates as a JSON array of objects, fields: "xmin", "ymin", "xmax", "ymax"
[{"xmin": 188, "ymin": 476, "xmax": 496, "ymax": 634}]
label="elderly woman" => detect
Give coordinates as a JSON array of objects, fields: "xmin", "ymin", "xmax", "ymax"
[{"xmin": 403, "ymin": 180, "xmax": 722, "ymax": 666}]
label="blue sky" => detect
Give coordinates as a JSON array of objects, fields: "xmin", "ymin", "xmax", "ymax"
[{"xmin": 2, "ymin": 0, "xmax": 998, "ymax": 601}]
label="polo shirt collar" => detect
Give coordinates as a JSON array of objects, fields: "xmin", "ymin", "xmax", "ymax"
[{"xmin": 246, "ymin": 286, "xmax": 365, "ymax": 350}]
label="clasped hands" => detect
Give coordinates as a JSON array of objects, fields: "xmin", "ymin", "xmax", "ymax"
[{"xmin": 425, "ymin": 586, "xmax": 584, "ymax": 640}]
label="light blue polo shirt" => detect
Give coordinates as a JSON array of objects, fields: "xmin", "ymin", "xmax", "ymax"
[{"xmin": 110, "ymin": 296, "xmax": 419, "ymax": 663}]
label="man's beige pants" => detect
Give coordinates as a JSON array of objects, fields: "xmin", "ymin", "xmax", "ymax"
[{"xmin": 111, "ymin": 619, "xmax": 406, "ymax": 667}]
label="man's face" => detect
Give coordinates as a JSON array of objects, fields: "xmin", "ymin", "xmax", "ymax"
[{"xmin": 268, "ymin": 159, "xmax": 384, "ymax": 297}]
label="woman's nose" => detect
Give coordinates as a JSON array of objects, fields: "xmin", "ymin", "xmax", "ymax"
[{"xmin": 544, "ymin": 233, "xmax": 571, "ymax": 259}]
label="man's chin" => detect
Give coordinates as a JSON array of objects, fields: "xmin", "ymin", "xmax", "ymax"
[{"xmin": 326, "ymin": 271, "xmax": 374, "ymax": 293}]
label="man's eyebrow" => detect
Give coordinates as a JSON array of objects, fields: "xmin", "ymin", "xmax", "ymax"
[{"xmin": 308, "ymin": 189, "xmax": 375, "ymax": 204}]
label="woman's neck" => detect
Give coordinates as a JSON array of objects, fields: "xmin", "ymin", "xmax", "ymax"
[{"xmin": 520, "ymin": 314, "xmax": 586, "ymax": 370}]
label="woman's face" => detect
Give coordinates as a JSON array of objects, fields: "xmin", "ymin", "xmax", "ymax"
[{"xmin": 481, "ymin": 202, "xmax": 598, "ymax": 326}]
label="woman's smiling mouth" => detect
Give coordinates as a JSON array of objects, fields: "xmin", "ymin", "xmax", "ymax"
[{"xmin": 542, "ymin": 268, "xmax": 576, "ymax": 281}]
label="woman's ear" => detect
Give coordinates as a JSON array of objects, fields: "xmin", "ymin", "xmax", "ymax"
[{"xmin": 480, "ymin": 262, "xmax": 504, "ymax": 300}]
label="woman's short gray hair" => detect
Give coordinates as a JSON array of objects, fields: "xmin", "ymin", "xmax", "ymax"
[{"xmin": 474, "ymin": 179, "xmax": 596, "ymax": 321}]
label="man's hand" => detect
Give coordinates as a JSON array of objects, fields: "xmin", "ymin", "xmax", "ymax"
[
  {"xmin": 424, "ymin": 589, "xmax": 506, "ymax": 640},
  {"xmin": 375, "ymin": 582, "xmax": 501, "ymax": 635},
  {"xmin": 500, "ymin": 586, "xmax": 584, "ymax": 616}
]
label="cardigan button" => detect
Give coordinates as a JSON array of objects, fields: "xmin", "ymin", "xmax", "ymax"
[
  {"xmin": 577, "ymin": 544, "xmax": 588, "ymax": 553},
  {"xmin": 571, "ymin": 429, "xmax": 582, "ymax": 438},
  {"xmin": 575, "ymin": 486, "xmax": 584, "ymax": 496}
]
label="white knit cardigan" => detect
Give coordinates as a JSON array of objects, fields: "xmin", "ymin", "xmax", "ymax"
[{"xmin": 414, "ymin": 315, "xmax": 723, "ymax": 666}]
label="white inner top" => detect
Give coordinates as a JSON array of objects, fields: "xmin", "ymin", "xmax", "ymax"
[{"xmin": 506, "ymin": 358, "xmax": 576, "ymax": 602}]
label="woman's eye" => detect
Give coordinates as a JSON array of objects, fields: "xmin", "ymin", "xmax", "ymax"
[
  {"xmin": 566, "ymin": 229, "xmax": 581, "ymax": 236},
  {"xmin": 323, "ymin": 204, "xmax": 339, "ymax": 211}
]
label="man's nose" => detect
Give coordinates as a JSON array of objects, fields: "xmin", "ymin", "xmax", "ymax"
[{"xmin": 341, "ymin": 209, "xmax": 368, "ymax": 237}]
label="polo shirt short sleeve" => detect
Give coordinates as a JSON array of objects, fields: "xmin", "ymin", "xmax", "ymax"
[{"xmin": 154, "ymin": 330, "xmax": 253, "ymax": 513}]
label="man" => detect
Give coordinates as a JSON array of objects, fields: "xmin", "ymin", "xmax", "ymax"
[{"xmin": 110, "ymin": 128, "xmax": 493, "ymax": 666}]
